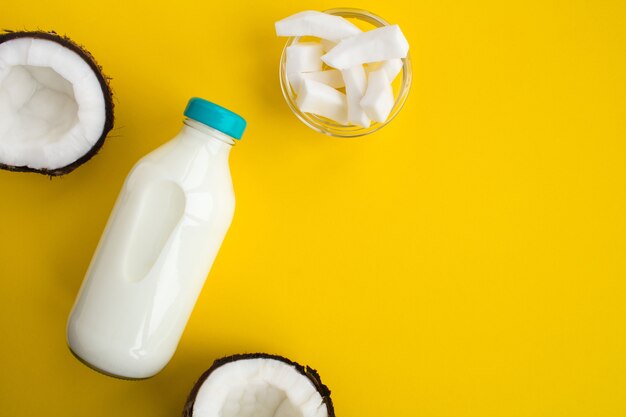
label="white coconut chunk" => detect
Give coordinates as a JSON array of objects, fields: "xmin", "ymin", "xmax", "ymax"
[
  {"xmin": 286, "ymin": 42, "xmax": 323, "ymax": 74},
  {"xmin": 322, "ymin": 25, "xmax": 409, "ymax": 69},
  {"xmin": 366, "ymin": 58, "xmax": 403, "ymax": 82},
  {"xmin": 192, "ymin": 357, "xmax": 329, "ymax": 417},
  {"xmin": 341, "ymin": 65, "xmax": 370, "ymax": 128},
  {"xmin": 289, "ymin": 69, "xmax": 345, "ymax": 91},
  {"xmin": 286, "ymin": 42, "xmax": 324, "ymax": 88},
  {"xmin": 296, "ymin": 78, "xmax": 348, "ymax": 125},
  {"xmin": 0, "ymin": 36, "xmax": 109, "ymax": 171},
  {"xmin": 276, "ymin": 10, "xmax": 362, "ymax": 42},
  {"xmin": 304, "ymin": 69, "xmax": 345, "ymax": 88},
  {"xmin": 360, "ymin": 69, "xmax": 395, "ymax": 123}
]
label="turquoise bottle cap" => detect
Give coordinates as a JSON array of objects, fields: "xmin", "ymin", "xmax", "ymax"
[{"xmin": 184, "ymin": 97, "xmax": 246, "ymax": 140}]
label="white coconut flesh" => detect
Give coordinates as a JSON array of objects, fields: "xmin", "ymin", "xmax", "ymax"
[
  {"xmin": 0, "ymin": 37, "xmax": 106, "ymax": 170},
  {"xmin": 192, "ymin": 358, "xmax": 329, "ymax": 417}
]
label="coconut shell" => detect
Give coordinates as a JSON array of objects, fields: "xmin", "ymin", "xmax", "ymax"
[
  {"xmin": 0, "ymin": 30, "xmax": 114, "ymax": 176},
  {"xmin": 183, "ymin": 353, "xmax": 335, "ymax": 417}
]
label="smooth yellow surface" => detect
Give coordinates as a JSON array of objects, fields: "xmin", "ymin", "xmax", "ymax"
[{"xmin": 1, "ymin": 1, "xmax": 625, "ymax": 416}]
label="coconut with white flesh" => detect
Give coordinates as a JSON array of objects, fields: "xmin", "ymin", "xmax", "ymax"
[
  {"xmin": 341, "ymin": 65, "xmax": 370, "ymax": 128},
  {"xmin": 183, "ymin": 353, "xmax": 334, "ymax": 417},
  {"xmin": 296, "ymin": 78, "xmax": 348, "ymax": 125},
  {"xmin": 0, "ymin": 31, "xmax": 113, "ymax": 175},
  {"xmin": 321, "ymin": 25, "xmax": 409, "ymax": 70},
  {"xmin": 289, "ymin": 69, "xmax": 345, "ymax": 91},
  {"xmin": 275, "ymin": 10, "xmax": 361, "ymax": 42},
  {"xmin": 360, "ymin": 68, "xmax": 395, "ymax": 123}
]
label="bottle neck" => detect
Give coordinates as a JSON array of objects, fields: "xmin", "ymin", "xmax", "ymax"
[{"xmin": 182, "ymin": 118, "xmax": 236, "ymax": 147}]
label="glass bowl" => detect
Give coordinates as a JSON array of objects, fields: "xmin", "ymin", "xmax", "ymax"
[{"xmin": 279, "ymin": 7, "xmax": 412, "ymax": 138}]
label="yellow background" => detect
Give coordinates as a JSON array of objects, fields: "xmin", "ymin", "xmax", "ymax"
[{"xmin": 1, "ymin": 0, "xmax": 625, "ymax": 416}]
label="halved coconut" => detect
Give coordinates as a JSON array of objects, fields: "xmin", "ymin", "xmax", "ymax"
[
  {"xmin": 184, "ymin": 353, "xmax": 335, "ymax": 417},
  {"xmin": 0, "ymin": 31, "xmax": 114, "ymax": 175}
]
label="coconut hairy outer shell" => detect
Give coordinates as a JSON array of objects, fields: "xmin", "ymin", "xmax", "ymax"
[
  {"xmin": 0, "ymin": 30, "xmax": 114, "ymax": 176},
  {"xmin": 182, "ymin": 353, "xmax": 336, "ymax": 417}
]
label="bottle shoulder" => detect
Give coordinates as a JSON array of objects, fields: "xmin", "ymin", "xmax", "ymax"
[{"xmin": 126, "ymin": 134, "xmax": 233, "ymax": 190}]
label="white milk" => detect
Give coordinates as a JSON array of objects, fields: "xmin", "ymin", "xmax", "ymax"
[{"xmin": 67, "ymin": 99, "xmax": 245, "ymax": 379}]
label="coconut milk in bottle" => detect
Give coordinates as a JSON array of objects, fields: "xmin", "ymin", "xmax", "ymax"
[{"xmin": 67, "ymin": 98, "xmax": 246, "ymax": 379}]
